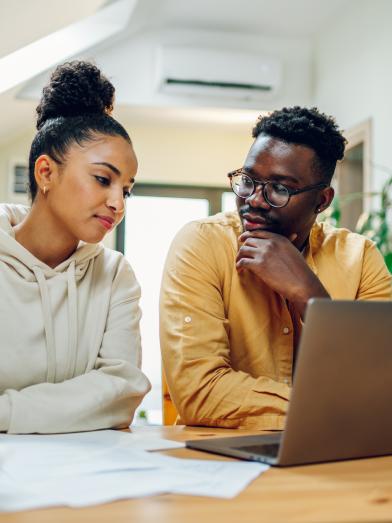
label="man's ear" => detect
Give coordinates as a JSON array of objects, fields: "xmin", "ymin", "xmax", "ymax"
[
  {"xmin": 315, "ymin": 186, "xmax": 334, "ymax": 214},
  {"xmin": 34, "ymin": 155, "xmax": 58, "ymax": 195}
]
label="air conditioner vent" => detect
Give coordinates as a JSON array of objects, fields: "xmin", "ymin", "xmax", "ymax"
[{"xmin": 165, "ymin": 78, "xmax": 273, "ymax": 92}]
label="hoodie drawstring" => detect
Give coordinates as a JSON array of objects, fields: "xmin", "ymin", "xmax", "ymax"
[
  {"xmin": 66, "ymin": 261, "xmax": 78, "ymax": 379},
  {"xmin": 33, "ymin": 262, "xmax": 79, "ymax": 383},
  {"xmin": 33, "ymin": 266, "xmax": 57, "ymax": 383}
]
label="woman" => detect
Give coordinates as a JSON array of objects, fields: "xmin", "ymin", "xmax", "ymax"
[{"xmin": 0, "ymin": 61, "xmax": 151, "ymax": 434}]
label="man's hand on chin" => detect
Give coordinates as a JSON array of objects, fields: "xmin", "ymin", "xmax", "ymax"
[{"xmin": 236, "ymin": 229, "xmax": 330, "ymax": 319}]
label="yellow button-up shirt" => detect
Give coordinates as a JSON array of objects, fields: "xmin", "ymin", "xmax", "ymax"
[{"xmin": 160, "ymin": 212, "xmax": 392, "ymax": 430}]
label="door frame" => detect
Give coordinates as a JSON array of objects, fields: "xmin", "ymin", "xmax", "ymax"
[{"xmin": 343, "ymin": 119, "xmax": 372, "ymax": 213}]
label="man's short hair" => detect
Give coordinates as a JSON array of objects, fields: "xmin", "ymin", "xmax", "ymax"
[{"xmin": 252, "ymin": 106, "xmax": 347, "ymax": 183}]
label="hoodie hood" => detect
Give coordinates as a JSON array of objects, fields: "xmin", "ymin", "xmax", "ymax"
[
  {"xmin": 0, "ymin": 203, "xmax": 104, "ymax": 383},
  {"xmin": 0, "ymin": 203, "xmax": 103, "ymax": 280}
]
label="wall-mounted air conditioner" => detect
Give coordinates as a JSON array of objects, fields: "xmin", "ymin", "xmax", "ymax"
[{"xmin": 156, "ymin": 46, "xmax": 282, "ymax": 101}]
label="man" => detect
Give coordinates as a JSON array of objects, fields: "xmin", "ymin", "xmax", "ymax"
[{"xmin": 160, "ymin": 107, "xmax": 392, "ymax": 430}]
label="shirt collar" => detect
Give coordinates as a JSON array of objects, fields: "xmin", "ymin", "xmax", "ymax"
[{"xmin": 304, "ymin": 222, "xmax": 324, "ymax": 275}]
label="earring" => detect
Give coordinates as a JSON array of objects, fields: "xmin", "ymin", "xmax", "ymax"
[{"xmin": 43, "ymin": 186, "xmax": 48, "ymax": 195}]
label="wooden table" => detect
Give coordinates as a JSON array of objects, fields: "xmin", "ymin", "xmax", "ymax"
[{"xmin": 2, "ymin": 425, "xmax": 392, "ymax": 523}]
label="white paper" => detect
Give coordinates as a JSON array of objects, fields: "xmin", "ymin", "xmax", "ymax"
[
  {"xmin": 0, "ymin": 430, "xmax": 268, "ymax": 511},
  {"xmin": 0, "ymin": 430, "xmax": 159, "ymax": 481},
  {"xmin": 123, "ymin": 432, "xmax": 185, "ymax": 451}
]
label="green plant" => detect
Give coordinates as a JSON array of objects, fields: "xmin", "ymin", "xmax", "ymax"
[
  {"xmin": 137, "ymin": 409, "xmax": 148, "ymax": 420},
  {"xmin": 320, "ymin": 173, "xmax": 392, "ymax": 273}
]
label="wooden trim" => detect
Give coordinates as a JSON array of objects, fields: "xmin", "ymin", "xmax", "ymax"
[{"xmin": 343, "ymin": 119, "xmax": 372, "ymax": 212}]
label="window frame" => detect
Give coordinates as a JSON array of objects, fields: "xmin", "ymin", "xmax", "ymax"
[{"xmin": 116, "ymin": 182, "xmax": 231, "ymax": 252}]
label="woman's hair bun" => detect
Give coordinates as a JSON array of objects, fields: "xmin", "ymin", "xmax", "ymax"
[{"xmin": 36, "ymin": 61, "xmax": 115, "ymax": 130}]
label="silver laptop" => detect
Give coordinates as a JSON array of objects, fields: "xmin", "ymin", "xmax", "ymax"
[{"xmin": 186, "ymin": 299, "xmax": 392, "ymax": 466}]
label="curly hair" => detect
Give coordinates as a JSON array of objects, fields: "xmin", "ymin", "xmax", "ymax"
[
  {"xmin": 252, "ymin": 106, "xmax": 347, "ymax": 183},
  {"xmin": 28, "ymin": 61, "xmax": 131, "ymax": 200}
]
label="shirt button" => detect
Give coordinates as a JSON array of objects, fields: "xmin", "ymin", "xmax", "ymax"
[
  {"xmin": 184, "ymin": 316, "xmax": 192, "ymax": 324},
  {"xmin": 283, "ymin": 327, "xmax": 290, "ymax": 334}
]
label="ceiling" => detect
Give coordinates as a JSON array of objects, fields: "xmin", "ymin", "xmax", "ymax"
[
  {"xmin": 128, "ymin": 0, "xmax": 350, "ymax": 37},
  {"xmin": 0, "ymin": 0, "xmax": 106, "ymax": 59},
  {"xmin": 0, "ymin": 0, "xmax": 352, "ymax": 146}
]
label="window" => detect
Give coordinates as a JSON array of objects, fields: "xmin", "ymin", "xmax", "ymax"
[{"xmin": 117, "ymin": 184, "xmax": 235, "ymax": 424}]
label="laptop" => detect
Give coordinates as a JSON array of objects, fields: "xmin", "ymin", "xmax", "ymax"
[{"xmin": 186, "ymin": 299, "xmax": 392, "ymax": 466}]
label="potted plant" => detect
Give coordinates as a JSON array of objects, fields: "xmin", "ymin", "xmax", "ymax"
[{"xmin": 320, "ymin": 172, "xmax": 392, "ymax": 273}]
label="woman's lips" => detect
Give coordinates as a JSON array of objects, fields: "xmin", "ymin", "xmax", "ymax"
[{"xmin": 95, "ymin": 215, "xmax": 114, "ymax": 230}]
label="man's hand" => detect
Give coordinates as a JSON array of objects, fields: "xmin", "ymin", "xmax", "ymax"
[{"xmin": 237, "ymin": 230, "xmax": 330, "ymax": 318}]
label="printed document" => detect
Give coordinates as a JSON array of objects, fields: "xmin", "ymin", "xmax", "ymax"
[{"xmin": 0, "ymin": 430, "xmax": 268, "ymax": 511}]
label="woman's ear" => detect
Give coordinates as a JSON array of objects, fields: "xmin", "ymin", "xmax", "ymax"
[
  {"xmin": 315, "ymin": 186, "xmax": 335, "ymax": 214},
  {"xmin": 34, "ymin": 155, "xmax": 58, "ymax": 196}
]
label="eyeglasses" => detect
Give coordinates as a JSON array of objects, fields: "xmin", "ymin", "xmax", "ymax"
[{"xmin": 228, "ymin": 169, "xmax": 328, "ymax": 208}]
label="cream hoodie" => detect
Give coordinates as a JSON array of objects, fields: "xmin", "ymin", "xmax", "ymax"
[{"xmin": 0, "ymin": 204, "xmax": 150, "ymax": 434}]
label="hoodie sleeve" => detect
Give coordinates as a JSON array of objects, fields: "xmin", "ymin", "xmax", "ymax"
[{"xmin": 0, "ymin": 257, "xmax": 151, "ymax": 434}]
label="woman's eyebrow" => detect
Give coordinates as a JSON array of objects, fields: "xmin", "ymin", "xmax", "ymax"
[
  {"xmin": 91, "ymin": 162, "xmax": 134, "ymax": 184},
  {"xmin": 91, "ymin": 161, "xmax": 121, "ymax": 176}
]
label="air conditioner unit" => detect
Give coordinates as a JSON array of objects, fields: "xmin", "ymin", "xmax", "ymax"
[{"xmin": 156, "ymin": 46, "xmax": 282, "ymax": 101}]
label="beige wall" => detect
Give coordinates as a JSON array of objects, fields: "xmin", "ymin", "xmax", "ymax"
[
  {"xmin": 129, "ymin": 122, "xmax": 253, "ymax": 187},
  {"xmin": 0, "ymin": 121, "xmax": 254, "ymax": 203}
]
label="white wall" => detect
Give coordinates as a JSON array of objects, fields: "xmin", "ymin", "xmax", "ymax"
[
  {"xmin": 104, "ymin": 28, "xmax": 312, "ymax": 111},
  {"xmin": 314, "ymin": 0, "xmax": 392, "ymax": 191}
]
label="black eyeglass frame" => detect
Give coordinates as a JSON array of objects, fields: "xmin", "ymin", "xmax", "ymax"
[{"xmin": 227, "ymin": 169, "xmax": 328, "ymax": 208}]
